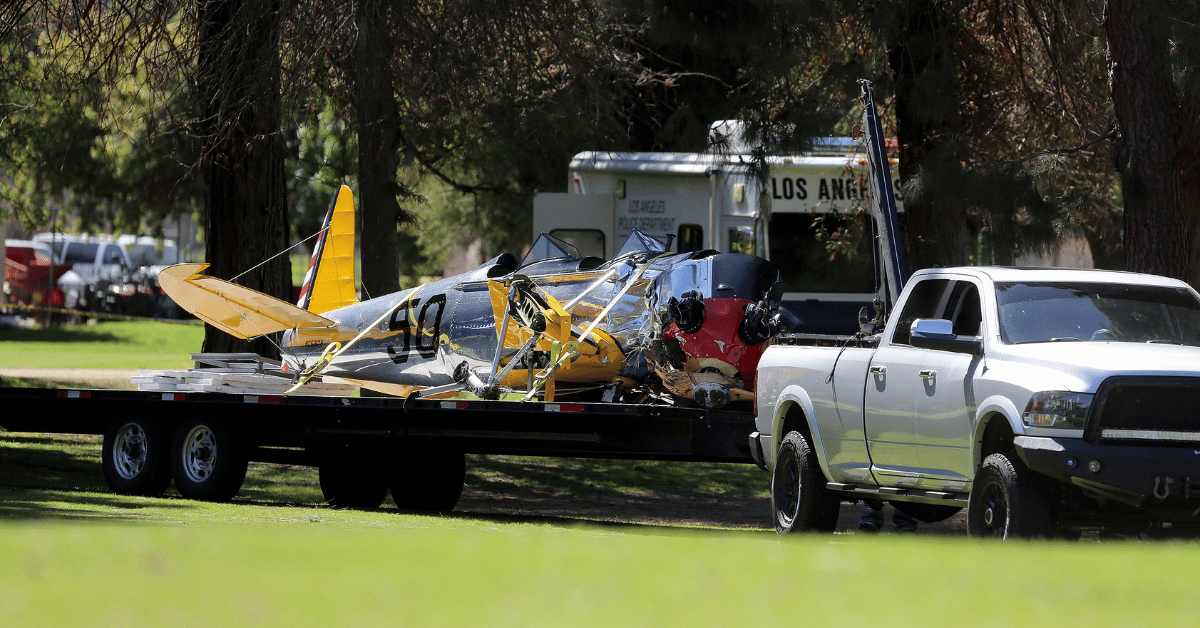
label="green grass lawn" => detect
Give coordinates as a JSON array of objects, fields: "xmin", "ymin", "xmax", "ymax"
[
  {"xmin": 3, "ymin": 429, "xmax": 1200, "ymax": 627},
  {"xmin": 3, "ymin": 324, "xmax": 1200, "ymax": 627},
  {"xmin": 0, "ymin": 321, "xmax": 203, "ymax": 369},
  {"xmin": 2, "ymin": 495, "xmax": 1198, "ymax": 627}
]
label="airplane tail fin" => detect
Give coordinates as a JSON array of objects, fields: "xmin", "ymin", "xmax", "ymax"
[{"xmin": 297, "ymin": 185, "xmax": 358, "ymax": 314}]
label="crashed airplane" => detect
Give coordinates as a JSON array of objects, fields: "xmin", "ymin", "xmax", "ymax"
[{"xmin": 159, "ymin": 186, "xmax": 782, "ymax": 409}]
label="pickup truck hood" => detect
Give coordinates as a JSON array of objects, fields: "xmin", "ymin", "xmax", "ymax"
[{"xmin": 1000, "ymin": 341, "xmax": 1200, "ymax": 392}]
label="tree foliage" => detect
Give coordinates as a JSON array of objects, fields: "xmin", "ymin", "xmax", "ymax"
[
  {"xmin": 1, "ymin": 9, "xmax": 200, "ymax": 235},
  {"xmin": 815, "ymin": 0, "xmax": 1119, "ymax": 271},
  {"xmin": 2, "ymin": 0, "xmax": 1199, "ymax": 310}
]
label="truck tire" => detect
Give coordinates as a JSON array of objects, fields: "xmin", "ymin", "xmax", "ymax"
[
  {"xmin": 102, "ymin": 418, "xmax": 173, "ymax": 497},
  {"xmin": 171, "ymin": 419, "xmax": 248, "ymax": 502},
  {"xmin": 390, "ymin": 448, "xmax": 466, "ymax": 512},
  {"xmin": 319, "ymin": 448, "xmax": 388, "ymax": 509},
  {"xmin": 967, "ymin": 453, "xmax": 1052, "ymax": 539},
  {"xmin": 771, "ymin": 430, "xmax": 840, "ymax": 533}
]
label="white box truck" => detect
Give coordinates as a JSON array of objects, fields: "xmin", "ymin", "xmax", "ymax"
[{"xmin": 532, "ymin": 129, "xmax": 903, "ymax": 334}]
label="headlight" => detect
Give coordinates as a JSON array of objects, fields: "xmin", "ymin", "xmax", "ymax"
[{"xmin": 1022, "ymin": 391, "xmax": 1092, "ymax": 429}]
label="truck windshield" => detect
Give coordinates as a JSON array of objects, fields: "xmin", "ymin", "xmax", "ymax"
[
  {"xmin": 125, "ymin": 243, "xmax": 181, "ymax": 267},
  {"xmin": 995, "ymin": 281, "xmax": 1200, "ymax": 346},
  {"xmin": 62, "ymin": 242, "xmax": 100, "ymax": 264}
]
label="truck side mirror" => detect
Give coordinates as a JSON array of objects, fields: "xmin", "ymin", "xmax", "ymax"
[{"xmin": 910, "ymin": 318, "xmax": 982, "ymax": 355}]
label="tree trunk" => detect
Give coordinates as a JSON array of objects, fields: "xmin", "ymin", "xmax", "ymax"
[
  {"xmin": 195, "ymin": 0, "xmax": 290, "ymax": 357},
  {"xmin": 355, "ymin": 0, "xmax": 403, "ymax": 299},
  {"xmin": 1105, "ymin": 0, "xmax": 1193, "ymax": 282},
  {"xmin": 888, "ymin": 0, "xmax": 971, "ymax": 273}
]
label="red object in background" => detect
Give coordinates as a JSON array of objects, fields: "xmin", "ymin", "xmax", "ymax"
[
  {"xmin": 5, "ymin": 244, "xmax": 73, "ymax": 307},
  {"xmin": 663, "ymin": 297, "xmax": 769, "ymax": 388}
]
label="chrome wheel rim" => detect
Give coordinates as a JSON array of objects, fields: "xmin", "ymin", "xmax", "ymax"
[
  {"xmin": 112, "ymin": 422, "xmax": 148, "ymax": 480},
  {"xmin": 181, "ymin": 425, "xmax": 217, "ymax": 484}
]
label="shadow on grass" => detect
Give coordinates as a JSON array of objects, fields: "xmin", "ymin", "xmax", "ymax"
[
  {"xmin": 436, "ymin": 508, "xmax": 679, "ymax": 532},
  {"xmin": 0, "ymin": 327, "xmax": 122, "ymax": 344},
  {"xmin": 0, "ymin": 430, "xmax": 769, "ymax": 529},
  {"xmin": 0, "ymin": 433, "xmax": 109, "ymax": 493},
  {"xmin": 464, "ymin": 454, "xmax": 768, "ymax": 498},
  {"xmin": 0, "ymin": 377, "xmax": 54, "ymax": 389},
  {"xmin": 0, "ymin": 487, "xmax": 193, "ymax": 522}
]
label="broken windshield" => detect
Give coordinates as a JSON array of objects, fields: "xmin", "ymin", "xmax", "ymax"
[
  {"xmin": 614, "ymin": 230, "xmax": 670, "ymax": 260},
  {"xmin": 519, "ymin": 233, "xmax": 581, "ymax": 268}
]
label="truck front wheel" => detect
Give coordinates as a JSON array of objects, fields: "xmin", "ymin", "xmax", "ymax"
[
  {"xmin": 171, "ymin": 419, "xmax": 248, "ymax": 502},
  {"xmin": 102, "ymin": 418, "xmax": 173, "ymax": 497},
  {"xmin": 771, "ymin": 431, "xmax": 840, "ymax": 533},
  {"xmin": 967, "ymin": 453, "xmax": 1052, "ymax": 539}
]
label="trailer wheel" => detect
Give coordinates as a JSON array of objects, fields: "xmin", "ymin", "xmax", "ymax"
[
  {"xmin": 171, "ymin": 419, "xmax": 248, "ymax": 502},
  {"xmin": 319, "ymin": 449, "xmax": 388, "ymax": 509},
  {"xmin": 390, "ymin": 448, "xmax": 465, "ymax": 512},
  {"xmin": 102, "ymin": 418, "xmax": 173, "ymax": 496},
  {"xmin": 967, "ymin": 453, "xmax": 1052, "ymax": 539},
  {"xmin": 771, "ymin": 430, "xmax": 840, "ymax": 534}
]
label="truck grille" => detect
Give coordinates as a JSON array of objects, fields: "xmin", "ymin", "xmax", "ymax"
[{"xmin": 1087, "ymin": 376, "xmax": 1200, "ymax": 445}]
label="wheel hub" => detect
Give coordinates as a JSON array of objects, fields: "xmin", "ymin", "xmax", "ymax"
[
  {"xmin": 981, "ymin": 484, "xmax": 1006, "ymax": 536},
  {"xmin": 182, "ymin": 425, "xmax": 217, "ymax": 483},
  {"xmin": 113, "ymin": 423, "xmax": 148, "ymax": 480}
]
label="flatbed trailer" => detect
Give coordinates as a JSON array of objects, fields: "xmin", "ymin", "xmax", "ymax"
[{"xmin": 0, "ymin": 385, "xmax": 756, "ymax": 511}]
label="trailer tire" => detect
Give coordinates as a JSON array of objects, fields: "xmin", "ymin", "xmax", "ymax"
[
  {"xmin": 319, "ymin": 449, "xmax": 388, "ymax": 509},
  {"xmin": 771, "ymin": 430, "xmax": 840, "ymax": 534},
  {"xmin": 102, "ymin": 418, "xmax": 173, "ymax": 497},
  {"xmin": 390, "ymin": 448, "xmax": 465, "ymax": 512},
  {"xmin": 171, "ymin": 419, "xmax": 248, "ymax": 502}
]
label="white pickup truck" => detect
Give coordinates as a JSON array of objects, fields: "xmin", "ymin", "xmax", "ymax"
[{"xmin": 753, "ymin": 266, "xmax": 1200, "ymax": 538}]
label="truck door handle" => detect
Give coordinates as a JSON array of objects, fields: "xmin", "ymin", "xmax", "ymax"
[
  {"xmin": 869, "ymin": 366, "xmax": 887, "ymax": 376},
  {"xmin": 919, "ymin": 369, "xmax": 937, "ymax": 380}
]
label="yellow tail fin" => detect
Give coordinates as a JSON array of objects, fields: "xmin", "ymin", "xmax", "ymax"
[{"xmin": 297, "ymin": 185, "xmax": 358, "ymax": 314}]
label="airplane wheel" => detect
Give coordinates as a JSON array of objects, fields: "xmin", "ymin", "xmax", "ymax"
[
  {"xmin": 319, "ymin": 447, "xmax": 388, "ymax": 509},
  {"xmin": 102, "ymin": 418, "xmax": 173, "ymax": 496},
  {"xmin": 390, "ymin": 448, "xmax": 465, "ymax": 512},
  {"xmin": 171, "ymin": 419, "xmax": 248, "ymax": 502}
]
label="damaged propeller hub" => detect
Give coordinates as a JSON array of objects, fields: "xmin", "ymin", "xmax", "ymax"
[
  {"xmin": 666, "ymin": 290, "xmax": 705, "ymax": 334},
  {"xmin": 739, "ymin": 300, "xmax": 780, "ymax": 346}
]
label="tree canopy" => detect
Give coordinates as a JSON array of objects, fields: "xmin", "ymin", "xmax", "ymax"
[{"xmin": 2, "ymin": 0, "xmax": 1199, "ymax": 309}]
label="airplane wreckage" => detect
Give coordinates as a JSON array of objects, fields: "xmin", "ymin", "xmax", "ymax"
[{"xmin": 159, "ymin": 186, "xmax": 782, "ymax": 410}]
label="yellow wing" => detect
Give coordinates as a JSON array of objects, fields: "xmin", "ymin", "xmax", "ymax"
[{"xmin": 159, "ymin": 263, "xmax": 337, "ymax": 340}]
